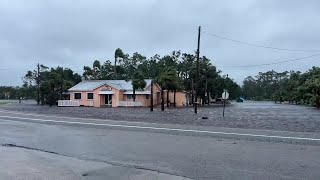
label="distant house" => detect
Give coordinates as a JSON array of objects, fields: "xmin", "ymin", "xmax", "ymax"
[
  {"xmin": 163, "ymin": 90, "xmax": 189, "ymax": 107},
  {"xmin": 64, "ymin": 79, "xmax": 161, "ymax": 107}
]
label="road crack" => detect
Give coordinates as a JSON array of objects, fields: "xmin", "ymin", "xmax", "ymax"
[
  {"xmin": 1, "ymin": 143, "xmax": 192, "ymax": 179},
  {"xmin": 2, "ymin": 143, "xmax": 59, "ymax": 155}
]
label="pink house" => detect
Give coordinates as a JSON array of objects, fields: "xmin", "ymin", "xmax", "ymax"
[{"xmin": 67, "ymin": 79, "xmax": 161, "ymax": 107}]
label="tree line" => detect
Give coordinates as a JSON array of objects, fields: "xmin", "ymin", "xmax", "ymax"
[
  {"xmin": 2, "ymin": 48, "xmax": 241, "ymax": 107},
  {"xmin": 242, "ymin": 67, "xmax": 320, "ymax": 108},
  {"xmin": 2, "ymin": 48, "xmax": 319, "ymax": 109},
  {"xmin": 0, "ymin": 86, "xmax": 36, "ymax": 100},
  {"xmin": 82, "ymin": 48, "xmax": 241, "ymax": 106},
  {"xmin": 22, "ymin": 65, "xmax": 82, "ymax": 106}
]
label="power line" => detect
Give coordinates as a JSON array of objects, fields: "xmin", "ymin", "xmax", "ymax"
[
  {"xmin": 202, "ymin": 31, "xmax": 320, "ymax": 52},
  {"xmin": 221, "ymin": 53, "xmax": 320, "ymax": 68}
]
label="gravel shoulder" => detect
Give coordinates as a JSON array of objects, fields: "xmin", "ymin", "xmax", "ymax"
[{"xmin": 1, "ymin": 100, "xmax": 320, "ymax": 133}]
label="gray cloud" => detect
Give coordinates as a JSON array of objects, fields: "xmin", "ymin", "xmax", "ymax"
[{"xmin": 1, "ymin": 0, "xmax": 320, "ymax": 86}]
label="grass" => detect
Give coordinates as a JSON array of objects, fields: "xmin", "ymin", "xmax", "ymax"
[
  {"xmin": 0, "ymin": 102, "xmax": 9, "ymax": 106},
  {"xmin": 0, "ymin": 99, "xmax": 17, "ymax": 106}
]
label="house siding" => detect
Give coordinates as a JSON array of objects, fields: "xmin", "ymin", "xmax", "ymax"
[
  {"xmin": 70, "ymin": 91, "xmax": 94, "ymax": 107},
  {"xmin": 145, "ymin": 83, "xmax": 161, "ymax": 105},
  {"xmin": 163, "ymin": 91, "xmax": 187, "ymax": 107},
  {"xmin": 68, "ymin": 80, "xmax": 163, "ymax": 108}
]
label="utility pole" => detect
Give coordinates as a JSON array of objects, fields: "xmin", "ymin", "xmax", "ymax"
[
  {"xmin": 60, "ymin": 67, "xmax": 64, "ymax": 100},
  {"xmin": 195, "ymin": 26, "xmax": 201, "ymax": 114},
  {"xmin": 37, "ymin": 63, "xmax": 40, "ymax": 105},
  {"xmin": 222, "ymin": 74, "xmax": 228, "ymax": 117},
  {"xmin": 150, "ymin": 80, "xmax": 153, "ymax": 111}
]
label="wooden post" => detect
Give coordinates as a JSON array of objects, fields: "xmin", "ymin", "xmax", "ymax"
[
  {"xmin": 166, "ymin": 90, "xmax": 169, "ymax": 107},
  {"xmin": 150, "ymin": 80, "xmax": 153, "ymax": 111},
  {"xmin": 194, "ymin": 26, "xmax": 201, "ymax": 114},
  {"xmin": 161, "ymin": 89, "xmax": 164, "ymax": 111},
  {"xmin": 37, "ymin": 63, "xmax": 40, "ymax": 105},
  {"xmin": 174, "ymin": 89, "xmax": 176, "ymax": 107}
]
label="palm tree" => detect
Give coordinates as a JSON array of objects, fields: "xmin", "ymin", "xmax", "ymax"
[
  {"xmin": 132, "ymin": 71, "xmax": 146, "ymax": 102},
  {"xmin": 92, "ymin": 60, "xmax": 101, "ymax": 80},
  {"xmin": 173, "ymin": 78, "xmax": 183, "ymax": 107},
  {"xmin": 83, "ymin": 66, "xmax": 93, "ymax": 80},
  {"xmin": 114, "ymin": 48, "xmax": 125, "ymax": 78},
  {"xmin": 156, "ymin": 67, "xmax": 179, "ymax": 111}
]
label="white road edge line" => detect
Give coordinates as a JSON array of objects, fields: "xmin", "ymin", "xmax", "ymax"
[
  {"xmin": 0, "ymin": 116, "xmax": 320, "ymax": 141},
  {"xmin": 0, "ymin": 109, "xmax": 159, "ymax": 125}
]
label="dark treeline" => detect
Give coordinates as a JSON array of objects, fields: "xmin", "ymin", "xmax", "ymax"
[
  {"xmin": 1, "ymin": 66, "xmax": 82, "ymax": 105},
  {"xmin": 82, "ymin": 48, "xmax": 241, "ymax": 104},
  {"xmin": 23, "ymin": 65, "xmax": 82, "ymax": 105},
  {"xmin": 1, "ymin": 48, "xmax": 240, "ymax": 106},
  {"xmin": 242, "ymin": 67, "xmax": 320, "ymax": 108},
  {"xmin": 2, "ymin": 49, "xmax": 319, "ymax": 109},
  {"xmin": 0, "ymin": 86, "xmax": 36, "ymax": 100}
]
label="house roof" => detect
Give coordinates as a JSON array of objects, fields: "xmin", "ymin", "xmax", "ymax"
[
  {"xmin": 69, "ymin": 79, "xmax": 152, "ymax": 91},
  {"xmin": 123, "ymin": 90, "xmax": 151, "ymax": 95}
]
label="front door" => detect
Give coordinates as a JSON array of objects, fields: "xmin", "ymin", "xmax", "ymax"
[{"xmin": 105, "ymin": 94, "xmax": 112, "ymax": 106}]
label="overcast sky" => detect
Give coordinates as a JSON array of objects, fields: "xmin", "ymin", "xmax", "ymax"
[{"xmin": 1, "ymin": 0, "xmax": 320, "ymax": 86}]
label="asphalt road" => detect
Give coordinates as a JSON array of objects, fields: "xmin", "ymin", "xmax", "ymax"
[
  {"xmin": 1, "ymin": 109, "xmax": 320, "ymax": 180},
  {"xmin": 2, "ymin": 100, "xmax": 320, "ymax": 132}
]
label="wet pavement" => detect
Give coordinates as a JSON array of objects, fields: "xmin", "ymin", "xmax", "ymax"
[
  {"xmin": 2, "ymin": 101, "xmax": 320, "ymax": 132},
  {"xmin": 1, "ymin": 105, "xmax": 320, "ymax": 180},
  {"xmin": 0, "ymin": 146, "xmax": 190, "ymax": 180},
  {"xmin": 1, "ymin": 116, "xmax": 320, "ymax": 180}
]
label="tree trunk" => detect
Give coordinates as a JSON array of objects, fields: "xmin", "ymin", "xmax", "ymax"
[
  {"xmin": 191, "ymin": 90, "xmax": 194, "ymax": 106},
  {"xmin": 37, "ymin": 87, "xmax": 40, "ymax": 105},
  {"xmin": 133, "ymin": 88, "xmax": 136, "ymax": 102},
  {"xmin": 37, "ymin": 63, "xmax": 40, "ymax": 105},
  {"xmin": 60, "ymin": 73, "xmax": 64, "ymax": 100},
  {"xmin": 161, "ymin": 89, "xmax": 164, "ymax": 111},
  {"xmin": 150, "ymin": 80, "xmax": 153, "ymax": 111},
  {"xmin": 49, "ymin": 86, "xmax": 54, "ymax": 107},
  {"xmin": 173, "ymin": 89, "xmax": 176, "ymax": 108},
  {"xmin": 202, "ymin": 96, "xmax": 205, "ymax": 105},
  {"xmin": 191, "ymin": 78, "xmax": 194, "ymax": 106},
  {"xmin": 205, "ymin": 79, "xmax": 208, "ymax": 105},
  {"xmin": 207, "ymin": 91, "xmax": 210, "ymax": 106},
  {"xmin": 167, "ymin": 90, "xmax": 169, "ymax": 107},
  {"xmin": 114, "ymin": 57, "xmax": 117, "ymax": 78}
]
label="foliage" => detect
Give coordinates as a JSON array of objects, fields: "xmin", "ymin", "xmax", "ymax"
[
  {"xmin": 132, "ymin": 71, "xmax": 146, "ymax": 102},
  {"xmin": 23, "ymin": 66, "xmax": 81, "ymax": 105},
  {"xmin": 242, "ymin": 67, "xmax": 320, "ymax": 108},
  {"xmin": 19, "ymin": 48, "xmax": 240, "ymax": 107},
  {"xmin": 81, "ymin": 49, "xmax": 239, "ymax": 102},
  {"xmin": 155, "ymin": 67, "xmax": 179, "ymax": 110}
]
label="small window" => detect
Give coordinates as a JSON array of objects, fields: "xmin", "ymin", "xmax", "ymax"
[
  {"xmin": 74, "ymin": 93, "xmax": 81, "ymax": 100},
  {"xmin": 146, "ymin": 94, "xmax": 150, "ymax": 99},
  {"xmin": 87, "ymin": 93, "xmax": 93, "ymax": 100},
  {"xmin": 127, "ymin": 94, "xmax": 133, "ymax": 100}
]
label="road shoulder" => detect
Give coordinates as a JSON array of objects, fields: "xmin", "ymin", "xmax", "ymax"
[{"xmin": 0, "ymin": 146, "xmax": 190, "ymax": 180}]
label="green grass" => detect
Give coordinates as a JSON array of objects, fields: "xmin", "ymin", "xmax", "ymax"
[
  {"xmin": 0, "ymin": 102, "xmax": 8, "ymax": 106},
  {"xmin": 0, "ymin": 100, "xmax": 16, "ymax": 106}
]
